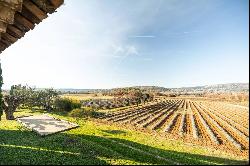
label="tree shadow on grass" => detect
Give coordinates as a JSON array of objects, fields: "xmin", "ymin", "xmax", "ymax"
[
  {"xmin": 0, "ymin": 129, "xmax": 107, "ymax": 165},
  {"xmin": 101, "ymin": 130, "xmax": 127, "ymax": 135},
  {"xmin": 0, "ymin": 129, "xmax": 248, "ymax": 165}
]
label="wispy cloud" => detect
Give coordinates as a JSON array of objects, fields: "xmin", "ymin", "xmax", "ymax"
[
  {"xmin": 129, "ymin": 35, "xmax": 156, "ymax": 38},
  {"xmin": 183, "ymin": 30, "xmax": 200, "ymax": 34},
  {"xmin": 163, "ymin": 30, "xmax": 201, "ymax": 39},
  {"xmin": 126, "ymin": 45, "xmax": 139, "ymax": 55},
  {"xmin": 165, "ymin": 30, "xmax": 201, "ymax": 36},
  {"xmin": 111, "ymin": 44, "xmax": 139, "ymax": 58}
]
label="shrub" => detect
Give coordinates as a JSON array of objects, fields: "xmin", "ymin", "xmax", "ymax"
[
  {"xmin": 54, "ymin": 98, "xmax": 81, "ymax": 112},
  {"xmin": 68, "ymin": 108, "xmax": 86, "ymax": 118},
  {"xmin": 90, "ymin": 111, "xmax": 104, "ymax": 118},
  {"xmin": 68, "ymin": 107, "xmax": 104, "ymax": 118},
  {"xmin": 71, "ymin": 99, "xmax": 82, "ymax": 109}
]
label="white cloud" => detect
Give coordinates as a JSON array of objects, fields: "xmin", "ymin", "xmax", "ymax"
[
  {"xmin": 126, "ymin": 45, "xmax": 139, "ymax": 56},
  {"xmin": 129, "ymin": 35, "xmax": 156, "ymax": 38},
  {"xmin": 111, "ymin": 44, "xmax": 139, "ymax": 58}
]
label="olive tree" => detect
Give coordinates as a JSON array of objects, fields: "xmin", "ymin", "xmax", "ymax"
[
  {"xmin": 3, "ymin": 85, "xmax": 31, "ymax": 120},
  {"xmin": 3, "ymin": 85, "xmax": 59, "ymax": 120},
  {"xmin": 38, "ymin": 89, "xmax": 59, "ymax": 111}
]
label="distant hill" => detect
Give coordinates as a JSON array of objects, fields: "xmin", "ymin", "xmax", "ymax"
[
  {"xmin": 128, "ymin": 86, "xmax": 169, "ymax": 92},
  {"xmin": 169, "ymin": 83, "xmax": 249, "ymax": 93},
  {"xmin": 50, "ymin": 83, "xmax": 249, "ymax": 94},
  {"xmin": 57, "ymin": 88, "xmax": 109, "ymax": 94},
  {"xmin": 55, "ymin": 86, "xmax": 169, "ymax": 94}
]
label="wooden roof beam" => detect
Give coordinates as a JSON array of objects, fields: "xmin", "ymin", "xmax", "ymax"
[
  {"xmin": 20, "ymin": 6, "xmax": 41, "ymax": 24},
  {"xmin": 6, "ymin": 25, "xmax": 25, "ymax": 38},
  {"xmin": 15, "ymin": 13, "xmax": 35, "ymax": 30},
  {"xmin": 0, "ymin": 41, "xmax": 7, "ymax": 50},
  {"xmin": 49, "ymin": 0, "xmax": 64, "ymax": 9},
  {"xmin": 1, "ymin": 31, "xmax": 18, "ymax": 43},
  {"xmin": 0, "ymin": 36, "xmax": 11, "ymax": 46},
  {"xmin": 0, "ymin": 0, "xmax": 64, "ymax": 53},
  {"xmin": 23, "ymin": 0, "xmax": 47, "ymax": 21},
  {"xmin": 31, "ymin": 0, "xmax": 55, "ymax": 14}
]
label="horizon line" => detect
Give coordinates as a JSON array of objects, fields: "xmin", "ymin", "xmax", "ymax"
[{"xmin": 2, "ymin": 82, "xmax": 249, "ymax": 90}]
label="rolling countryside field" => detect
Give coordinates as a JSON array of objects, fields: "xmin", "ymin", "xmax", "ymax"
[
  {"xmin": 0, "ymin": 88, "xmax": 249, "ymax": 165},
  {"xmin": 0, "ymin": 0, "xmax": 248, "ymax": 165},
  {"xmin": 0, "ymin": 104, "xmax": 248, "ymax": 165}
]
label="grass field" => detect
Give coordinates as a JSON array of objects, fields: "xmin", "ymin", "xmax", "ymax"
[{"xmin": 0, "ymin": 109, "xmax": 248, "ymax": 165}]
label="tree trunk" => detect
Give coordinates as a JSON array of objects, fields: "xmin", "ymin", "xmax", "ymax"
[
  {"xmin": 5, "ymin": 109, "xmax": 15, "ymax": 120},
  {"xmin": 5, "ymin": 111, "xmax": 15, "ymax": 120}
]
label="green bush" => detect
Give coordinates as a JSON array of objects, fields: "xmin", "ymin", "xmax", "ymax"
[
  {"xmin": 54, "ymin": 98, "xmax": 81, "ymax": 112},
  {"xmin": 71, "ymin": 100, "xmax": 82, "ymax": 109},
  {"xmin": 68, "ymin": 108, "xmax": 86, "ymax": 118},
  {"xmin": 68, "ymin": 107, "xmax": 104, "ymax": 118}
]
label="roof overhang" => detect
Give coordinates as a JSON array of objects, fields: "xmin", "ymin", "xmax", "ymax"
[{"xmin": 0, "ymin": 0, "xmax": 64, "ymax": 54}]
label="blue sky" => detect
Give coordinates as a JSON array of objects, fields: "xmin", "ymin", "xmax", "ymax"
[{"xmin": 1, "ymin": 0, "xmax": 249, "ymax": 89}]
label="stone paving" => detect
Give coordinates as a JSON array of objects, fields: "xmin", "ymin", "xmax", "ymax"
[{"xmin": 17, "ymin": 114, "xmax": 79, "ymax": 136}]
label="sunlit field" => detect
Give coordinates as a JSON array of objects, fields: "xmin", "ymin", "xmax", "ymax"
[
  {"xmin": 0, "ymin": 0, "xmax": 248, "ymax": 165},
  {"xmin": 62, "ymin": 94, "xmax": 114, "ymax": 101},
  {"xmin": 0, "ymin": 108, "xmax": 248, "ymax": 165}
]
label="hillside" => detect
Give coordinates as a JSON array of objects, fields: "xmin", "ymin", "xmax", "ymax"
[
  {"xmin": 169, "ymin": 83, "xmax": 249, "ymax": 93},
  {"xmin": 55, "ymin": 83, "xmax": 249, "ymax": 94}
]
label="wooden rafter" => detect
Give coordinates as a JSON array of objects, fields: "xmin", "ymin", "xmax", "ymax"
[{"xmin": 0, "ymin": 0, "xmax": 64, "ymax": 54}]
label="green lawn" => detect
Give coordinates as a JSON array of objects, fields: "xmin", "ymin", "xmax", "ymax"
[{"xmin": 0, "ymin": 109, "xmax": 248, "ymax": 165}]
